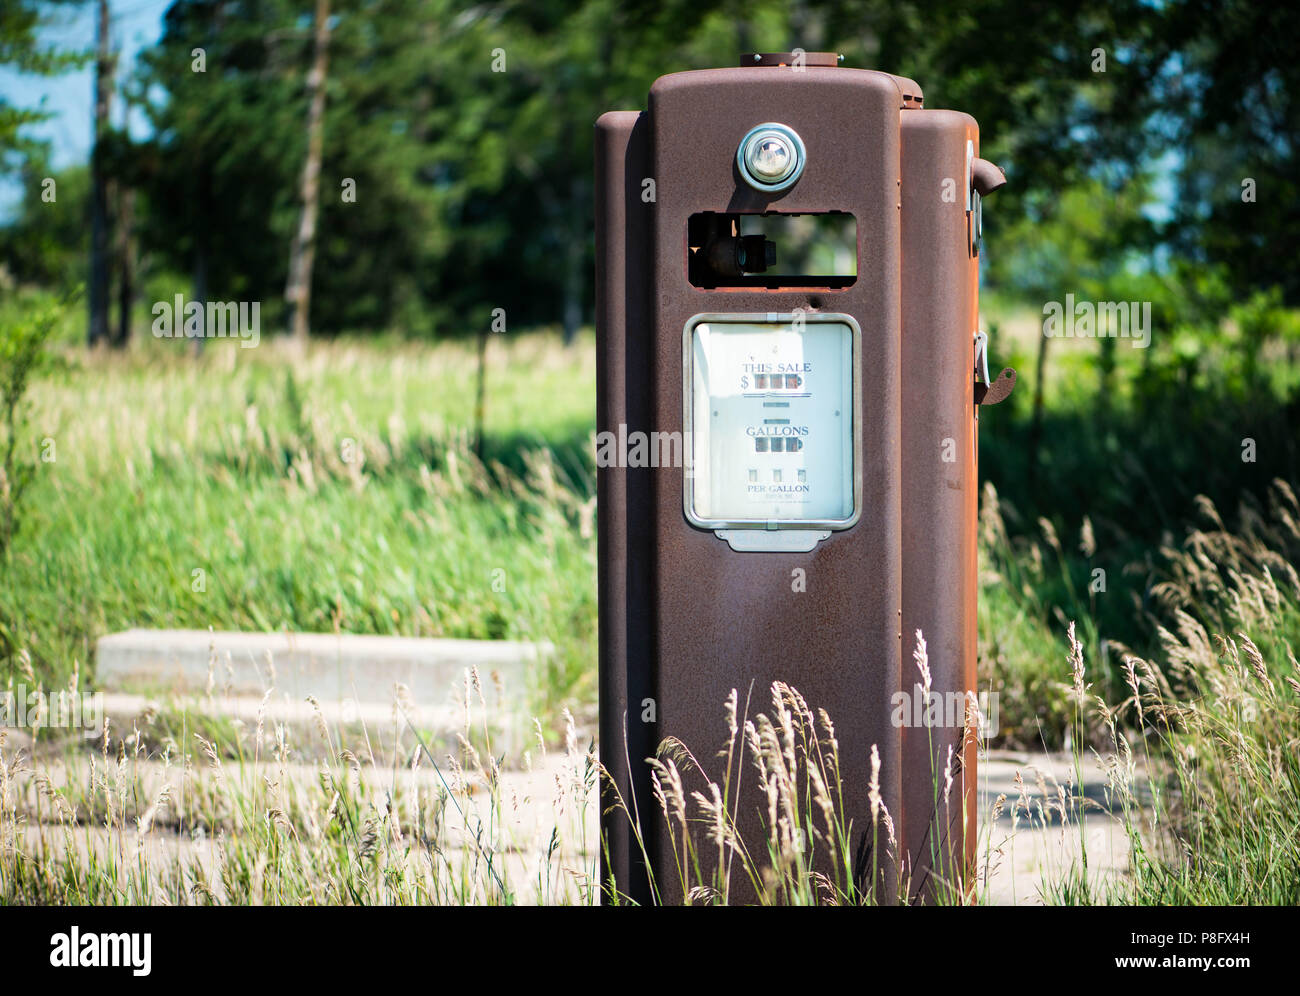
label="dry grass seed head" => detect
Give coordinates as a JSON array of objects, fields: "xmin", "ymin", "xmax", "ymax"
[
  {"xmin": 1238, "ymin": 633, "xmax": 1275, "ymax": 694},
  {"xmin": 913, "ymin": 630, "xmax": 932, "ymax": 695}
]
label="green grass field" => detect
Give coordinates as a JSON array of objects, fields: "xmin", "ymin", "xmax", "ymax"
[{"xmin": 1, "ymin": 331, "xmax": 598, "ymax": 713}]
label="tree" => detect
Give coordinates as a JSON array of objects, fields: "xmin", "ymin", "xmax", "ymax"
[
  {"xmin": 134, "ymin": 0, "xmax": 307, "ymax": 327},
  {"xmin": 284, "ymin": 0, "xmax": 331, "ymax": 344},
  {"xmin": 1163, "ymin": 1, "xmax": 1300, "ymax": 303},
  {"xmin": 0, "ymin": 1, "xmax": 87, "ymax": 166},
  {"xmin": 0, "ymin": 158, "xmax": 89, "ymax": 289},
  {"xmin": 87, "ymin": 0, "xmax": 114, "ymax": 346}
]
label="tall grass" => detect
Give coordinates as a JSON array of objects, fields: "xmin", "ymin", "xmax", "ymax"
[
  {"xmin": 0, "ymin": 333, "xmax": 597, "ymax": 712},
  {"xmin": 1031, "ymin": 480, "xmax": 1300, "ymax": 904},
  {"xmin": 1092, "ymin": 482, "xmax": 1299, "ymax": 903},
  {"xmin": 601, "ymin": 650, "xmax": 980, "ymax": 906}
]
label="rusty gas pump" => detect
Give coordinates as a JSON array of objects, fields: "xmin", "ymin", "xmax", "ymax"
[{"xmin": 596, "ymin": 52, "xmax": 1012, "ymax": 904}]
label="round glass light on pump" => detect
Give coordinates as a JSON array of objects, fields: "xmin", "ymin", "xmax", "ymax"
[{"xmin": 737, "ymin": 123, "xmax": 806, "ymax": 192}]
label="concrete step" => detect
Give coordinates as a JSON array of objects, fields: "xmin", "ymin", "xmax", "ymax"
[
  {"xmin": 98, "ymin": 690, "xmax": 461, "ymax": 735},
  {"xmin": 95, "ymin": 629, "xmax": 552, "ymax": 705}
]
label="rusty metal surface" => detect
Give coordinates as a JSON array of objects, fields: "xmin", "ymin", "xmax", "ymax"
[
  {"xmin": 972, "ymin": 157, "xmax": 1007, "ymax": 195},
  {"xmin": 976, "ymin": 367, "xmax": 1017, "ymax": 406},
  {"xmin": 899, "ymin": 109, "xmax": 980, "ymax": 901},
  {"xmin": 650, "ymin": 65, "xmax": 905, "ymax": 905},
  {"xmin": 745, "ymin": 51, "xmax": 842, "ymax": 68},
  {"xmin": 595, "ymin": 110, "xmax": 656, "ymax": 904},
  {"xmin": 597, "ymin": 60, "xmax": 998, "ymax": 905},
  {"xmin": 741, "ymin": 51, "xmax": 923, "ymax": 108}
]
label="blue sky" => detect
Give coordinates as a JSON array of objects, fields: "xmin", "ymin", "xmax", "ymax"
[{"xmin": 0, "ymin": 0, "xmax": 170, "ymax": 219}]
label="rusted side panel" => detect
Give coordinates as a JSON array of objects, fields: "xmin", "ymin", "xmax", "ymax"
[
  {"xmin": 899, "ymin": 109, "xmax": 980, "ymax": 900},
  {"xmin": 595, "ymin": 110, "xmax": 656, "ymax": 904}
]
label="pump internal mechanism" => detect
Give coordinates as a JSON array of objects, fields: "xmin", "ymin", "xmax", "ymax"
[
  {"xmin": 688, "ymin": 211, "xmax": 858, "ymax": 289},
  {"xmin": 688, "ymin": 212, "xmax": 776, "ymax": 282}
]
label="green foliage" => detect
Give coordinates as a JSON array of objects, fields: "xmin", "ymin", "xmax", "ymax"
[
  {"xmin": 0, "ymin": 159, "xmax": 89, "ymax": 290},
  {"xmin": 0, "ymin": 288, "xmax": 61, "ymax": 563},
  {"xmin": 1164, "ymin": 4, "xmax": 1300, "ymax": 303},
  {"xmin": 0, "ymin": 1, "xmax": 88, "ymax": 163},
  {"xmin": 121, "ymin": 0, "xmax": 741, "ymax": 335},
  {"xmin": 976, "ymin": 359, "xmax": 1299, "ymax": 743},
  {"xmin": 132, "ymin": 0, "xmax": 307, "ymax": 325},
  {"xmin": 986, "ymin": 175, "xmax": 1158, "ymax": 300}
]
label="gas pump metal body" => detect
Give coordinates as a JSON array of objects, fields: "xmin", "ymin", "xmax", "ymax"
[{"xmin": 596, "ymin": 55, "xmax": 1008, "ymax": 904}]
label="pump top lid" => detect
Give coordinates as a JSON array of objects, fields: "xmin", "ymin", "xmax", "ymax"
[{"xmin": 742, "ymin": 52, "xmax": 842, "ymax": 68}]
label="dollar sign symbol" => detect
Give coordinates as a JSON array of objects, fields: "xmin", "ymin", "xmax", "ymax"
[{"xmin": 741, "ymin": 375, "xmax": 749, "ymax": 389}]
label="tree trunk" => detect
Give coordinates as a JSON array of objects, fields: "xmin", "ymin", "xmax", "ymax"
[
  {"xmin": 284, "ymin": 0, "xmax": 332, "ymax": 346},
  {"xmin": 192, "ymin": 168, "xmax": 209, "ymax": 357},
  {"xmin": 113, "ymin": 185, "xmax": 135, "ymax": 347},
  {"xmin": 473, "ymin": 326, "xmax": 488, "ymax": 461},
  {"xmin": 87, "ymin": 0, "xmax": 114, "ymax": 347},
  {"xmin": 1026, "ymin": 329, "xmax": 1050, "ymax": 498},
  {"xmin": 562, "ymin": 174, "xmax": 584, "ymax": 346}
]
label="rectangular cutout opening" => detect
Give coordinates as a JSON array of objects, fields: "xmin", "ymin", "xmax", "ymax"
[{"xmin": 688, "ymin": 212, "xmax": 857, "ymax": 289}]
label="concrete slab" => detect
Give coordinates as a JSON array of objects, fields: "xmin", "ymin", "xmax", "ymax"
[
  {"xmin": 8, "ymin": 751, "xmax": 598, "ymax": 905},
  {"xmin": 977, "ymin": 749, "xmax": 1141, "ymax": 904},
  {"xmin": 9, "ymin": 824, "xmax": 597, "ymax": 905},
  {"xmin": 95, "ymin": 629, "xmax": 552, "ymax": 706},
  {"xmin": 83, "ymin": 688, "xmax": 538, "ymax": 765},
  {"xmin": 96, "ymin": 691, "xmax": 463, "ymax": 736}
]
